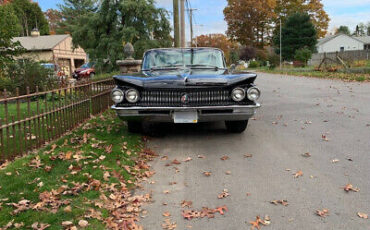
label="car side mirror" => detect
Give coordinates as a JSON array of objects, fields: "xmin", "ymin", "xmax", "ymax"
[{"xmin": 229, "ymin": 64, "xmax": 236, "ymax": 73}]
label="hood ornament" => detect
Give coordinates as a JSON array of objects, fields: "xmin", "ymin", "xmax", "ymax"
[{"xmin": 181, "ymin": 93, "xmax": 190, "ymax": 104}]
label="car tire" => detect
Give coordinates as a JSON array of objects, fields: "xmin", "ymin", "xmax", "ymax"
[
  {"xmin": 225, "ymin": 120, "xmax": 249, "ymax": 133},
  {"xmin": 89, "ymin": 73, "xmax": 95, "ymax": 79},
  {"xmin": 127, "ymin": 121, "xmax": 142, "ymax": 133}
]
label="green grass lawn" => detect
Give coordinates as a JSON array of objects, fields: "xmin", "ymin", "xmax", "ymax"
[
  {"xmin": 0, "ymin": 110, "xmax": 149, "ymax": 229},
  {"xmin": 257, "ymin": 67, "xmax": 370, "ymax": 82}
]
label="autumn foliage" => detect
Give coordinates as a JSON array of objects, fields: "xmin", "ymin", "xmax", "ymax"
[
  {"xmin": 224, "ymin": 0, "xmax": 329, "ymax": 47},
  {"xmin": 194, "ymin": 33, "xmax": 238, "ymax": 64}
]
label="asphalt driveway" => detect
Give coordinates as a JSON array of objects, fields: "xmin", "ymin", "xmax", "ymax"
[{"xmin": 140, "ymin": 73, "xmax": 370, "ymax": 230}]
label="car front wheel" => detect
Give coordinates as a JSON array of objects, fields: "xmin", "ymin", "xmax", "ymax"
[
  {"xmin": 225, "ymin": 120, "xmax": 249, "ymax": 133},
  {"xmin": 127, "ymin": 121, "xmax": 142, "ymax": 133}
]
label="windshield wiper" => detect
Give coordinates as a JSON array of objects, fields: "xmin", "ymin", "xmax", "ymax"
[
  {"xmin": 186, "ymin": 64, "xmax": 225, "ymax": 70},
  {"xmin": 141, "ymin": 65, "xmax": 186, "ymax": 72}
]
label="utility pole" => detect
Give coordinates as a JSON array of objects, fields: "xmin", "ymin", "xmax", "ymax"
[
  {"xmin": 173, "ymin": 0, "xmax": 180, "ymax": 47},
  {"xmin": 180, "ymin": 0, "xmax": 186, "ymax": 47},
  {"xmin": 188, "ymin": 8, "xmax": 197, "ymax": 47},
  {"xmin": 280, "ymin": 17, "xmax": 282, "ymax": 69}
]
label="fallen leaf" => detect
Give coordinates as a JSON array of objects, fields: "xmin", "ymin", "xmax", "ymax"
[
  {"xmin": 64, "ymin": 206, "xmax": 72, "ymax": 213},
  {"xmin": 357, "ymin": 212, "xmax": 368, "ymax": 219},
  {"xmin": 181, "ymin": 200, "xmax": 192, "ymax": 208},
  {"xmin": 65, "ymin": 151, "xmax": 73, "ymax": 160},
  {"xmin": 293, "ymin": 170, "xmax": 303, "ymax": 178},
  {"xmin": 316, "ymin": 209, "xmax": 329, "ymax": 217},
  {"xmin": 163, "ymin": 211, "xmax": 171, "ymax": 217},
  {"xmin": 78, "ymin": 220, "xmax": 89, "ymax": 228},
  {"xmin": 31, "ymin": 222, "xmax": 50, "ymax": 230},
  {"xmin": 343, "ymin": 184, "xmax": 360, "ymax": 192},
  {"xmin": 321, "ymin": 134, "xmax": 329, "ymax": 141},
  {"xmin": 217, "ymin": 189, "xmax": 230, "ymax": 199},
  {"xmin": 301, "ymin": 152, "xmax": 311, "ymax": 158},
  {"xmin": 225, "ymin": 171, "xmax": 231, "ymax": 175},
  {"xmin": 203, "ymin": 171, "xmax": 211, "ymax": 177},
  {"xmin": 197, "ymin": 155, "xmax": 205, "ymax": 159},
  {"xmin": 163, "ymin": 190, "xmax": 170, "ymax": 194},
  {"xmin": 220, "ymin": 156, "xmax": 229, "ymax": 161},
  {"xmin": 162, "ymin": 218, "xmax": 176, "ymax": 230},
  {"xmin": 270, "ymin": 200, "xmax": 288, "ymax": 206},
  {"xmin": 331, "ymin": 159, "xmax": 339, "ymax": 163},
  {"xmin": 103, "ymin": 171, "xmax": 110, "ymax": 181},
  {"xmin": 184, "ymin": 157, "xmax": 192, "ymax": 162},
  {"xmin": 171, "ymin": 159, "xmax": 181, "ymax": 165},
  {"xmin": 244, "ymin": 154, "xmax": 253, "ymax": 158}
]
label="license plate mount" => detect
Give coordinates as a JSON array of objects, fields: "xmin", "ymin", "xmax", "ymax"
[{"xmin": 173, "ymin": 111, "xmax": 198, "ymax": 123}]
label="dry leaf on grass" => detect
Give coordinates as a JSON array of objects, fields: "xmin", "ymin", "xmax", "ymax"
[
  {"xmin": 78, "ymin": 220, "xmax": 88, "ymax": 228},
  {"xmin": 316, "ymin": 209, "xmax": 329, "ymax": 217},
  {"xmin": 343, "ymin": 184, "xmax": 360, "ymax": 192},
  {"xmin": 357, "ymin": 212, "xmax": 368, "ymax": 219},
  {"xmin": 31, "ymin": 222, "xmax": 50, "ymax": 230},
  {"xmin": 293, "ymin": 170, "xmax": 303, "ymax": 178}
]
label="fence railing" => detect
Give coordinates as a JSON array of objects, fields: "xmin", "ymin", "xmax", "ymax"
[
  {"xmin": 310, "ymin": 50, "xmax": 370, "ymax": 66},
  {"xmin": 0, "ymin": 78, "xmax": 115, "ymax": 161}
]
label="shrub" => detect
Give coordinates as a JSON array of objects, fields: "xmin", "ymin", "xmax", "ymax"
[
  {"xmin": 239, "ymin": 46, "xmax": 256, "ymax": 61},
  {"xmin": 248, "ymin": 61, "xmax": 260, "ymax": 68},
  {"xmin": 268, "ymin": 53, "xmax": 280, "ymax": 69},
  {"xmin": 2, "ymin": 60, "xmax": 59, "ymax": 95},
  {"xmin": 294, "ymin": 48, "xmax": 312, "ymax": 66}
]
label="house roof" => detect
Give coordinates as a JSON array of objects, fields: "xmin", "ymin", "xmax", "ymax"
[
  {"xmin": 354, "ymin": 36, "xmax": 370, "ymax": 44},
  {"xmin": 13, "ymin": 34, "xmax": 69, "ymax": 51},
  {"xmin": 317, "ymin": 33, "xmax": 365, "ymax": 46}
]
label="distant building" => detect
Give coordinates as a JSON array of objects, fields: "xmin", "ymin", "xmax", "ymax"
[
  {"xmin": 13, "ymin": 30, "xmax": 87, "ymax": 77},
  {"xmin": 317, "ymin": 33, "xmax": 370, "ymax": 53}
]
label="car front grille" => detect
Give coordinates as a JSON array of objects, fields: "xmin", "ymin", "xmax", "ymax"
[{"xmin": 118, "ymin": 89, "xmax": 252, "ymax": 107}]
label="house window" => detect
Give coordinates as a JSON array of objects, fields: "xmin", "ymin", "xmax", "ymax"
[{"xmin": 340, "ymin": 47, "xmax": 344, "ymax": 52}]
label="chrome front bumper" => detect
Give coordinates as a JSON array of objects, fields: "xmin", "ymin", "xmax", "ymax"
[{"xmin": 111, "ymin": 103, "xmax": 261, "ymax": 122}]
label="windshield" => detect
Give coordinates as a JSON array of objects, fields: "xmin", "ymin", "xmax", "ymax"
[
  {"xmin": 142, "ymin": 49, "xmax": 226, "ymax": 70},
  {"xmin": 80, "ymin": 62, "xmax": 93, "ymax": 68}
]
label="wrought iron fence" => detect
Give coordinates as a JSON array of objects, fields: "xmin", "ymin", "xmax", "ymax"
[{"xmin": 0, "ymin": 78, "xmax": 115, "ymax": 161}]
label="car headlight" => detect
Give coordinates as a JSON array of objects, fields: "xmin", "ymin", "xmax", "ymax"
[
  {"xmin": 111, "ymin": 89, "xmax": 124, "ymax": 104},
  {"xmin": 125, "ymin": 88, "xmax": 140, "ymax": 103},
  {"xmin": 231, "ymin": 87, "xmax": 246, "ymax": 102},
  {"xmin": 247, "ymin": 87, "xmax": 260, "ymax": 101}
]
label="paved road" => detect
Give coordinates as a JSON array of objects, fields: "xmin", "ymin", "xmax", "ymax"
[{"xmin": 141, "ymin": 73, "xmax": 370, "ymax": 230}]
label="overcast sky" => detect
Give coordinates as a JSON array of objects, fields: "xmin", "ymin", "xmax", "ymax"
[{"xmin": 37, "ymin": 0, "xmax": 370, "ymax": 40}]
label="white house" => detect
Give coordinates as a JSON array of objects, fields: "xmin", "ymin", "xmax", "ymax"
[{"xmin": 317, "ymin": 33, "xmax": 370, "ymax": 53}]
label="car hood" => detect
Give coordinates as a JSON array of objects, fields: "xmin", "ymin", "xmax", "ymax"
[{"xmin": 113, "ymin": 70, "xmax": 257, "ymax": 89}]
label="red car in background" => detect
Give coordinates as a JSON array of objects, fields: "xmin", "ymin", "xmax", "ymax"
[{"xmin": 72, "ymin": 62, "xmax": 95, "ymax": 80}]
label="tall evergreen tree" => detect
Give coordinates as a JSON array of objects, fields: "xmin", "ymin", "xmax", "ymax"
[
  {"xmin": 11, "ymin": 0, "xmax": 49, "ymax": 36},
  {"xmin": 58, "ymin": 0, "xmax": 171, "ymax": 71},
  {"xmin": 274, "ymin": 13, "xmax": 317, "ymax": 61},
  {"xmin": 0, "ymin": 4, "xmax": 24, "ymax": 70}
]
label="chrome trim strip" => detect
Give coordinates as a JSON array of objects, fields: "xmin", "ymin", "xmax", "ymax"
[{"xmin": 111, "ymin": 103, "xmax": 261, "ymax": 111}]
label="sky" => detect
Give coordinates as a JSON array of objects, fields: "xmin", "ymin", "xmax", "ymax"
[{"xmin": 37, "ymin": 0, "xmax": 370, "ymax": 40}]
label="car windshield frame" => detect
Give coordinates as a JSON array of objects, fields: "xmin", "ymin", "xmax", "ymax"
[{"xmin": 142, "ymin": 48, "xmax": 227, "ymax": 71}]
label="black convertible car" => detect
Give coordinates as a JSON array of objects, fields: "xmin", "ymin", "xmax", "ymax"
[{"xmin": 111, "ymin": 48, "xmax": 261, "ymax": 133}]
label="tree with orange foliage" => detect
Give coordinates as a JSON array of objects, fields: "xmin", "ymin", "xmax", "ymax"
[
  {"xmin": 274, "ymin": 0, "xmax": 329, "ymax": 38},
  {"xmin": 193, "ymin": 34, "xmax": 238, "ymax": 64},
  {"xmin": 224, "ymin": 0, "xmax": 276, "ymax": 47}
]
